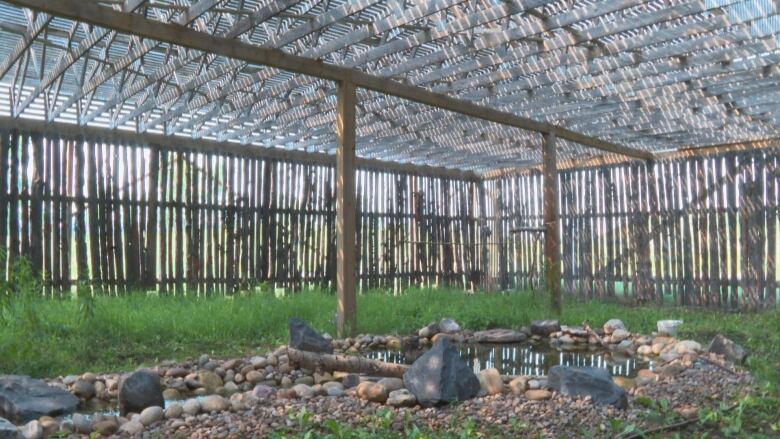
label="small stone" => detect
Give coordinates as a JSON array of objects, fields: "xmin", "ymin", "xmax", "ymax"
[
  {"xmin": 527, "ymin": 379, "xmax": 542, "ymax": 390},
  {"xmin": 651, "ymin": 343, "xmax": 666, "ymax": 354},
  {"xmin": 198, "ymin": 371, "xmax": 223, "ymax": 392},
  {"xmin": 417, "ymin": 323, "xmax": 439, "ymax": 338},
  {"xmin": 313, "ymin": 372, "xmax": 333, "ymax": 384},
  {"xmin": 525, "ymin": 389, "xmax": 552, "ymax": 400},
  {"xmin": 252, "ymin": 384, "xmax": 274, "ymax": 399},
  {"xmin": 438, "ymin": 318, "xmax": 461, "ymax": 334},
  {"xmin": 138, "ymin": 406, "xmax": 164, "ymax": 426},
  {"xmin": 165, "ymin": 403, "xmax": 183, "ymax": 419},
  {"xmin": 162, "ymin": 388, "xmax": 181, "ymax": 400},
  {"xmin": 530, "ymin": 320, "xmax": 561, "ymax": 336},
  {"xmin": 245, "ymin": 370, "xmax": 264, "ymax": 384},
  {"xmin": 356, "ymin": 382, "xmax": 389, "ymax": 403},
  {"xmin": 292, "ymin": 384, "xmax": 315, "ymax": 398},
  {"xmin": 166, "ymin": 368, "xmax": 188, "ymax": 378},
  {"xmin": 477, "ymin": 368, "xmax": 503, "ymax": 395},
  {"xmin": 280, "ymin": 376, "xmax": 293, "ymax": 388},
  {"xmin": 223, "ymin": 381, "xmax": 239, "ymax": 395},
  {"xmin": 222, "ymin": 359, "xmax": 240, "ymax": 370},
  {"xmin": 92, "ymin": 419, "xmax": 119, "ymax": 436},
  {"xmin": 71, "ymin": 413, "xmax": 92, "ymax": 434},
  {"xmin": 294, "ymin": 376, "xmax": 314, "ymax": 386},
  {"xmin": 386, "ymin": 389, "xmax": 417, "ymax": 407},
  {"xmin": 289, "ymin": 318, "xmax": 333, "ymax": 353},
  {"xmin": 118, "ymin": 420, "xmax": 144, "ymax": 435},
  {"xmin": 603, "ymin": 319, "xmax": 626, "ymax": 334},
  {"xmin": 277, "ymin": 389, "xmax": 296, "ymax": 399},
  {"xmin": 200, "ymin": 395, "xmax": 229, "ymax": 412},
  {"xmin": 637, "ymin": 345, "xmax": 653, "ymax": 356},
  {"xmin": 37, "ymin": 417, "xmax": 57, "ymax": 437},
  {"xmin": 559, "ymin": 335, "xmax": 575, "ymax": 344},
  {"xmin": 386, "ymin": 337, "xmax": 402, "ymax": 350},
  {"xmin": 508, "ymin": 377, "xmax": 529, "ymax": 395},
  {"xmin": 341, "ymin": 374, "xmax": 361, "ymax": 389},
  {"xmin": 182, "ymin": 399, "xmax": 201, "ymax": 416},
  {"xmin": 20, "ymin": 420, "xmax": 43, "ymax": 439},
  {"xmin": 610, "ymin": 329, "xmax": 630, "ymax": 343},
  {"xmin": 118, "ymin": 370, "xmax": 164, "ymax": 416},
  {"xmin": 322, "ymin": 382, "xmax": 344, "ymax": 397},
  {"xmin": 377, "ymin": 377, "xmax": 404, "ymax": 392},
  {"xmin": 250, "ymin": 356, "xmax": 268, "ymax": 369},
  {"xmin": 675, "ymin": 340, "xmax": 702, "ymax": 354},
  {"xmin": 708, "ymin": 334, "xmax": 748, "ymax": 364},
  {"xmin": 71, "ymin": 380, "xmax": 95, "ymax": 399},
  {"xmin": 612, "ymin": 376, "xmax": 635, "ymax": 390}
]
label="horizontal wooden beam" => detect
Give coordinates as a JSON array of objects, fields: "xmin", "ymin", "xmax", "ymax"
[
  {"xmin": 482, "ymin": 137, "xmax": 780, "ymax": 179},
  {"xmin": 3, "ymin": 0, "xmax": 656, "ymax": 162},
  {"xmin": 0, "ymin": 116, "xmax": 481, "ymax": 181}
]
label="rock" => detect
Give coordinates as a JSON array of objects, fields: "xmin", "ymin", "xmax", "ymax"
[
  {"xmin": 118, "ymin": 420, "xmax": 144, "ymax": 435},
  {"xmin": 356, "ymin": 382, "xmax": 388, "ymax": 403},
  {"xmin": 477, "ymin": 368, "xmax": 503, "ymax": 395},
  {"xmin": 559, "ymin": 335, "xmax": 575, "ymax": 344},
  {"xmin": 118, "ymin": 370, "xmax": 164, "ymax": 416},
  {"xmin": 547, "ymin": 366, "xmax": 627, "ymax": 408},
  {"xmin": 386, "ymin": 337, "xmax": 402, "ymax": 350},
  {"xmin": 603, "ymin": 319, "xmax": 626, "ymax": 334},
  {"xmin": 612, "ymin": 377, "xmax": 635, "ymax": 390},
  {"xmin": 322, "ymin": 382, "xmax": 344, "ymax": 397},
  {"xmin": 200, "ymin": 395, "xmax": 229, "ymax": 412},
  {"xmin": 250, "ymin": 356, "xmax": 268, "ymax": 369},
  {"xmin": 0, "ymin": 375, "xmax": 79, "ymax": 423},
  {"xmin": 417, "ymin": 323, "xmax": 439, "ymax": 338},
  {"xmin": 182, "ymin": 399, "xmax": 201, "ymax": 416},
  {"xmin": 472, "ymin": 329, "xmax": 526, "ymax": 343},
  {"xmin": 386, "ymin": 389, "xmax": 417, "ymax": 407},
  {"xmin": 508, "ymin": 377, "xmax": 528, "ymax": 395},
  {"xmin": 313, "ymin": 372, "xmax": 333, "ymax": 384},
  {"xmin": 377, "ymin": 378, "xmax": 404, "ymax": 392},
  {"xmin": 0, "ymin": 418, "xmax": 18, "ymax": 439},
  {"xmin": 657, "ymin": 320, "xmax": 683, "ymax": 336},
  {"xmin": 525, "ymin": 389, "xmax": 552, "ymax": 401},
  {"xmin": 245, "ymin": 370, "xmax": 264, "ymax": 384},
  {"xmin": 162, "ymin": 388, "xmax": 181, "ymax": 400},
  {"xmin": 198, "ymin": 371, "xmax": 223, "ymax": 392},
  {"xmin": 651, "ymin": 343, "xmax": 666, "ymax": 355},
  {"xmin": 403, "ymin": 339, "xmax": 480, "ymax": 407},
  {"xmin": 166, "ymin": 368, "xmax": 188, "ymax": 378},
  {"xmin": 71, "ymin": 380, "xmax": 95, "ymax": 400},
  {"xmin": 165, "ymin": 403, "xmax": 183, "ymax": 419},
  {"xmin": 294, "ymin": 376, "xmax": 314, "ymax": 386},
  {"xmin": 438, "ymin": 318, "xmax": 461, "ymax": 334},
  {"xmin": 37, "ymin": 417, "xmax": 57, "ymax": 437},
  {"xmin": 530, "ymin": 320, "xmax": 561, "ymax": 336},
  {"xmin": 527, "ymin": 379, "xmax": 542, "ymax": 390},
  {"xmin": 71, "ymin": 413, "xmax": 92, "ymax": 434},
  {"xmin": 138, "ymin": 406, "xmax": 164, "ymax": 426},
  {"xmin": 92, "ymin": 419, "xmax": 118, "ymax": 437},
  {"xmin": 19, "ymin": 420, "xmax": 42, "ymax": 439},
  {"xmin": 675, "ymin": 340, "xmax": 702, "ymax": 354},
  {"xmin": 431, "ymin": 333, "xmax": 465, "ymax": 344},
  {"xmin": 223, "ymin": 382, "xmax": 239, "ymax": 395},
  {"xmin": 252, "ymin": 385, "xmax": 274, "ymax": 399},
  {"xmin": 288, "ymin": 318, "xmax": 333, "ymax": 353},
  {"xmin": 341, "ymin": 374, "xmax": 361, "ymax": 389},
  {"xmin": 292, "ymin": 384, "xmax": 314, "ymax": 398},
  {"xmin": 708, "ymin": 334, "xmax": 748, "ymax": 364},
  {"xmin": 637, "ymin": 345, "xmax": 653, "ymax": 356},
  {"xmin": 610, "ymin": 329, "xmax": 630, "ymax": 343}
]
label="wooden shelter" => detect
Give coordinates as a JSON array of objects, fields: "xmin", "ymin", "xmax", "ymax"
[{"xmin": 0, "ymin": 0, "xmax": 778, "ymax": 334}]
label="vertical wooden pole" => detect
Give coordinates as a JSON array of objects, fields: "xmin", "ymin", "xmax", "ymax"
[
  {"xmin": 543, "ymin": 132, "xmax": 561, "ymax": 314},
  {"xmin": 336, "ymin": 81, "xmax": 357, "ymax": 337}
]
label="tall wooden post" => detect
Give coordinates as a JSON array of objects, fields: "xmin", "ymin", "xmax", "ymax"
[
  {"xmin": 543, "ymin": 132, "xmax": 561, "ymax": 314},
  {"xmin": 336, "ymin": 81, "xmax": 357, "ymax": 337}
]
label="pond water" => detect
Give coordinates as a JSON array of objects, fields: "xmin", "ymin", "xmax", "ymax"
[{"xmin": 364, "ymin": 342, "xmax": 651, "ymax": 378}]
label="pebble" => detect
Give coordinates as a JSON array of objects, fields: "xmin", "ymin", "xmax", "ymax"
[
  {"xmin": 508, "ymin": 376, "xmax": 529, "ymax": 395},
  {"xmin": 675, "ymin": 340, "xmax": 702, "ymax": 354},
  {"xmin": 356, "ymin": 382, "xmax": 389, "ymax": 403},
  {"xmin": 119, "ymin": 420, "xmax": 144, "ymax": 435},
  {"xmin": 71, "ymin": 413, "xmax": 92, "ymax": 434},
  {"xmin": 292, "ymin": 384, "xmax": 315, "ymax": 398},
  {"xmin": 200, "ymin": 395, "xmax": 230, "ymax": 412},
  {"xmin": 246, "ymin": 370, "xmax": 264, "ymax": 384},
  {"xmin": 20, "ymin": 420, "xmax": 43, "ymax": 439},
  {"xmin": 386, "ymin": 389, "xmax": 417, "ymax": 407},
  {"xmin": 92, "ymin": 419, "xmax": 119, "ymax": 436},
  {"xmin": 478, "ymin": 368, "xmax": 503, "ymax": 395},
  {"xmin": 252, "ymin": 384, "xmax": 274, "ymax": 399},
  {"xmin": 163, "ymin": 388, "xmax": 181, "ymax": 400},
  {"xmin": 182, "ymin": 399, "xmax": 202, "ymax": 416},
  {"xmin": 611, "ymin": 329, "xmax": 630, "ymax": 343},
  {"xmin": 139, "ymin": 406, "xmax": 164, "ymax": 426},
  {"xmin": 525, "ymin": 389, "xmax": 552, "ymax": 401},
  {"xmin": 377, "ymin": 377, "xmax": 404, "ymax": 392},
  {"xmin": 72, "ymin": 379, "xmax": 96, "ymax": 399},
  {"xmin": 165, "ymin": 403, "xmax": 183, "ymax": 419}
]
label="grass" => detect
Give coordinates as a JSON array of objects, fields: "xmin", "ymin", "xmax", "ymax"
[{"xmin": 1, "ymin": 286, "xmax": 779, "ymax": 436}]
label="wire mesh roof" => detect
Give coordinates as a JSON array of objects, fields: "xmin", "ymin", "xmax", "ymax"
[{"xmin": 0, "ymin": 0, "xmax": 778, "ymax": 173}]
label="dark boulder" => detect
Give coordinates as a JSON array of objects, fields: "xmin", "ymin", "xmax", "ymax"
[
  {"xmin": 403, "ymin": 339, "xmax": 480, "ymax": 407},
  {"xmin": 708, "ymin": 334, "xmax": 748, "ymax": 364},
  {"xmin": 0, "ymin": 375, "xmax": 79, "ymax": 423},
  {"xmin": 0, "ymin": 417, "xmax": 18, "ymax": 439},
  {"xmin": 548, "ymin": 366, "xmax": 627, "ymax": 408},
  {"xmin": 289, "ymin": 318, "xmax": 333, "ymax": 353},
  {"xmin": 530, "ymin": 320, "xmax": 560, "ymax": 336},
  {"xmin": 118, "ymin": 370, "xmax": 164, "ymax": 416}
]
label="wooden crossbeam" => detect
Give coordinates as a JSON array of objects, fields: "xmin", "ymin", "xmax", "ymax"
[{"xmin": 3, "ymin": 0, "xmax": 656, "ymax": 162}]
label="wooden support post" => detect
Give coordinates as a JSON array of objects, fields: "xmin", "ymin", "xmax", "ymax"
[
  {"xmin": 543, "ymin": 132, "xmax": 561, "ymax": 314},
  {"xmin": 336, "ymin": 81, "xmax": 357, "ymax": 338}
]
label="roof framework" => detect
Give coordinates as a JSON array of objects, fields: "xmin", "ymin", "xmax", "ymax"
[{"xmin": 0, "ymin": 0, "xmax": 778, "ymax": 173}]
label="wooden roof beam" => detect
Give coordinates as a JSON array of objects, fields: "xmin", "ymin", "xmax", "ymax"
[{"xmin": 4, "ymin": 0, "xmax": 656, "ymax": 162}]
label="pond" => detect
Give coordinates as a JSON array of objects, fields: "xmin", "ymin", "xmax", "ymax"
[{"xmin": 364, "ymin": 342, "xmax": 651, "ymax": 378}]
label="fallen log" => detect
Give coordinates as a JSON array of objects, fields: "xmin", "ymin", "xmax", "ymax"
[{"xmin": 284, "ymin": 347, "xmax": 409, "ymax": 378}]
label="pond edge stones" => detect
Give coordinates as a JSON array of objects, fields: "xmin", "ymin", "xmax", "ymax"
[
  {"xmin": 0, "ymin": 375, "xmax": 79, "ymax": 424},
  {"xmin": 547, "ymin": 366, "xmax": 628, "ymax": 409},
  {"xmin": 289, "ymin": 318, "xmax": 333, "ymax": 353},
  {"xmin": 403, "ymin": 338, "xmax": 480, "ymax": 407},
  {"xmin": 118, "ymin": 370, "xmax": 164, "ymax": 416}
]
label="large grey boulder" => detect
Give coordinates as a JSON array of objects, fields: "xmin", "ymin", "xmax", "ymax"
[
  {"xmin": 530, "ymin": 320, "xmax": 560, "ymax": 336},
  {"xmin": 402, "ymin": 339, "xmax": 480, "ymax": 407},
  {"xmin": 708, "ymin": 334, "xmax": 748, "ymax": 364},
  {"xmin": 118, "ymin": 370, "xmax": 164, "ymax": 416},
  {"xmin": 0, "ymin": 417, "xmax": 19, "ymax": 439},
  {"xmin": 548, "ymin": 366, "xmax": 627, "ymax": 408},
  {"xmin": 0, "ymin": 375, "xmax": 79, "ymax": 423},
  {"xmin": 289, "ymin": 318, "xmax": 333, "ymax": 353}
]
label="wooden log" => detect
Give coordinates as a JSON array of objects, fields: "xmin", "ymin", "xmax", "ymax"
[
  {"xmin": 543, "ymin": 132, "xmax": 561, "ymax": 313},
  {"xmin": 336, "ymin": 81, "xmax": 357, "ymax": 337},
  {"xmin": 285, "ymin": 347, "xmax": 409, "ymax": 378}
]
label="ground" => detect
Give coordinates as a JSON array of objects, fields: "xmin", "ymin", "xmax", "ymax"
[{"xmin": 1, "ymin": 287, "xmax": 779, "ymax": 437}]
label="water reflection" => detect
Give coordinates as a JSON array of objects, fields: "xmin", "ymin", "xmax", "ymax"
[{"xmin": 365, "ymin": 343, "xmax": 649, "ymax": 377}]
